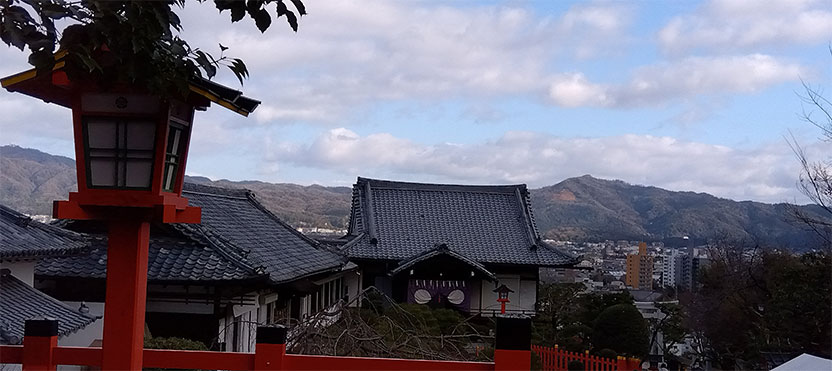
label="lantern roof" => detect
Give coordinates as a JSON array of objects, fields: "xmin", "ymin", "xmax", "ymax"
[
  {"xmin": 493, "ymin": 284, "xmax": 514, "ymax": 294},
  {"xmin": 0, "ymin": 51, "xmax": 260, "ymax": 116}
]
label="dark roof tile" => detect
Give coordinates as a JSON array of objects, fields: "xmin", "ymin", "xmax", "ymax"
[
  {"xmin": 0, "ymin": 272, "xmax": 97, "ymax": 344},
  {"xmin": 0, "ymin": 205, "xmax": 87, "ymax": 260},
  {"xmin": 342, "ymin": 177, "xmax": 577, "ymax": 267}
]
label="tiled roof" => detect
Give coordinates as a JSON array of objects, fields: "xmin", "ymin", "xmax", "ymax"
[
  {"xmin": 0, "ymin": 205, "xmax": 87, "ymax": 260},
  {"xmin": 182, "ymin": 183, "xmax": 346, "ymax": 283},
  {"xmin": 0, "ymin": 271, "xmax": 97, "ymax": 344},
  {"xmin": 38, "ymin": 183, "xmax": 346, "ymax": 284},
  {"xmin": 342, "ymin": 177, "xmax": 577, "ymax": 267},
  {"xmin": 36, "ymin": 233, "xmax": 260, "ymax": 282}
]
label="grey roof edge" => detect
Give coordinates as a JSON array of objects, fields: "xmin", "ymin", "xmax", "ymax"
[
  {"xmin": 0, "ymin": 273, "xmax": 98, "ymax": 339},
  {"xmin": 337, "ymin": 233, "xmax": 367, "ymax": 253},
  {"xmin": 390, "ymin": 244, "xmax": 497, "ymax": 281},
  {"xmin": 183, "ymin": 182, "xmax": 250, "ymax": 199},
  {"xmin": 356, "ymin": 177, "xmax": 528, "ymax": 195},
  {"xmin": 171, "ymin": 223, "xmax": 263, "ymax": 276},
  {"xmin": 0, "ymin": 204, "xmax": 89, "ymax": 259},
  {"xmin": 243, "ymin": 191, "xmax": 349, "ymax": 262},
  {"xmin": 537, "ymin": 240, "xmax": 581, "ymax": 266}
]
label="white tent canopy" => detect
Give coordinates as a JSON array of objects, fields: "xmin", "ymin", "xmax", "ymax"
[{"xmin": 771, "ymin": 353, "xmax": 832, "ymax": 371}]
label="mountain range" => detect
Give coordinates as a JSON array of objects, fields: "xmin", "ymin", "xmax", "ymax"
[{"xmin": 2, "ymin": 144, "xmax": 828, "ymax": 249}]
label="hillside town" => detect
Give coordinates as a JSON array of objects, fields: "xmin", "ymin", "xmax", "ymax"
[{"xmin": 1, "ymin": 1, "xmax": 831, "ymax": 371}]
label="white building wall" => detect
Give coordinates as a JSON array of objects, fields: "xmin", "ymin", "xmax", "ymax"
[
  {"xmin": 477, "ymin": 274, "xmax": 535, "ymax": 316},
  {"xmin": 0, "ymin": 261, "xmax": 35, "ymax": 286}
]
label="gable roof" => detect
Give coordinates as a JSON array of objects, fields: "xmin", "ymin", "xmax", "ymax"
[
  {"xmin": 390, "ymin": 244, "xmax": 497, "ymax": 281},
  {"xmin": 0, "ymin": 205, "xmax": 87, "ymax": 260},
  {"xmin": 0, "ymin": 271, "xmax": 97, "ymax": 344},
  {"xmin": 342, "ymin": 177, "xmax": 577, "ymax": 267},
  {"xmin": 182, "ymin": 183, "xmax": 346, "ymax": 284}
]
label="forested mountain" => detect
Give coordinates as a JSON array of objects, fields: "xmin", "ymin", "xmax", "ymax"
[{"xmin": 2, "ymin": 145, "xmax": 827, "ymax": 248}]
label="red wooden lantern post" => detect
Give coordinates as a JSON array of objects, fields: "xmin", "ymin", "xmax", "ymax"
[
  {"xmin": 2, "ymin": 56, "xmax": 257, "ymax": 370},
  {"xmin": 493, "ymin": 284, "xmax": 514, "ymax": 315}
]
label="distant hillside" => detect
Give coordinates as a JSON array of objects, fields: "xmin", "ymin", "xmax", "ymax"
[
  {"xmin": 0, "ymin": 145, "xmax": 76, "ymax": 215},
  {"xmin": 531, "ymin": 175, "xmax": 829, "ymax": 248},
  {"xmin": 1, "ymin": 145, "xmax": 827, "ymax": 249},
  {"xmin": 0, "ymin": 145, "xmax": 351, "ymax": 228},
  {"xmin": 185, "ymin": 177, "xmax": 352, "ymax": 229}
]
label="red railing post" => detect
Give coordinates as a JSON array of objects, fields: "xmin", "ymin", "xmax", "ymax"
[
  {"xmin": 22, "ymin": 319, "xmax": 58, "ymax": 371},
  {"xmin": 494, "ymin": 316, "xmax": 531, "ymax": 371},
  {"xmin": 254, "ymin": 326, "xmax": 287, "ymax": 370}
]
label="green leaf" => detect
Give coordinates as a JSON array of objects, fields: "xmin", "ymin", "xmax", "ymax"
[
  {"xmin": 230, "ymin": 3, "xmax": 246, "ymax": 22},
  {"xmin": 253, "ymin": 8, "xmax": 271, "ymax": 33},
  {"xmin": 289, "ymin": 0, "xmax": 306, "ymax": 16},
  {"xmin": 228, "ymin": 58, "xmax": 248, "ymax": 85},
  {"xmin": 275, "ymin": 1, "xmax": 298, "ymax": 32}
]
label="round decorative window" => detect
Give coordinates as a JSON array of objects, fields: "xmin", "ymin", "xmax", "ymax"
[
  {"xmin": 447, "ymin": 289, "xmax": 465, "ymax": 305},
  {"xmin": 414, "ymin": 289, "xmax": 432, "ymax": 304}
]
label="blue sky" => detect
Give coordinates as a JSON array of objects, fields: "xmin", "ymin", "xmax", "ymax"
[{"xmin": 1, "ymin": 0, "xmax": 830, "ymax": 204}]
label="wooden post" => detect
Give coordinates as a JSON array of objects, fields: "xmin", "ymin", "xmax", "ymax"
[
  {"xmin": 101, "ymin": 219, "xmax": 151, "ymax": 370},
  {"xmin": 22, "ymin": 319, "xmax": 58, "ymax": 371},
  {"xmin": 494, "ymin": 316, "xmax": 531, "ymax": 371},
  {"xmin": 254, "ymin": 326, "xmax": 287, "ymax": 370}
]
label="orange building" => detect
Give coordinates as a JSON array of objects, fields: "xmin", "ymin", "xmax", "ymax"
[{"xmin": 625, "ymin": 242, "xmax": 653, "ymax": 290}]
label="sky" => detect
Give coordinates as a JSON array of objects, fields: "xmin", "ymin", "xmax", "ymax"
[{"xmin": 1, "ymin": 0, "xmax": 830, "ymax": 204}]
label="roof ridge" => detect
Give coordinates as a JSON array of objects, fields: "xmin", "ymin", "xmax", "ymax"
[
  {"xmin": 182, "ymin": 182, "xmax": 250, "ymax": 199},
  {"xmin": 356, "ymin": 177, "xmax": 527, "ymax": 194},
  {"xmin": 171, "ymin": 224, "xmax": 262, "ymax": 276},
  {"xmin": 243, "ymin": 192, "xmax": 348, "ymax": 267}
]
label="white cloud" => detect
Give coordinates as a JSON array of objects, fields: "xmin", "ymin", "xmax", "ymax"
[
  {"xmin": 547, "ymin": 54, "xmax": 804, "ymax": 107},
  {"xmin": 175, "ymin": 1, "xmax": 634, "ymax": 124},
  {"xmin": 658, "ymin": 0, "xmax": 832, "ymax": 53},
  {"xmin": 271, "ymin": 128, "xmax": 818, "ymax": 203}
]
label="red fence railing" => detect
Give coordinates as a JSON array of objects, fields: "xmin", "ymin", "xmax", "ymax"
[
  {"xmin": 0, "ymin": 317, "xmax": 532, "ymax": 370},
  {"xmin": 531, "ymin": 345, "xmax": 641, "ymax": 371}
]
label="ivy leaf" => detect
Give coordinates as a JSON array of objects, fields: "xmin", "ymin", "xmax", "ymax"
[
  {"xmin": 219, "ymin": 43, "xmax": 228, "ymax": 52},
  {"xmin": 253, "ymin": 8, "xmax": 271, "ymax": 33}
]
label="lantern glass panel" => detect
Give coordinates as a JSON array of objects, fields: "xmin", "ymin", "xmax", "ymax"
[
  {"xmin": 85, "ymin": 118, "xmax": 156, "ymax": 189},
  {"xmin": 162, "ymin": 121, "xmax": 188, "ymax": 192}
]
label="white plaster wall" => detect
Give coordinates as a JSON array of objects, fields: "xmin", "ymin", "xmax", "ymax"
[
  {"xmin": 518, "ymin": 279, "xmax": 537, "ymax": 312},
  {"xmin": 343, "ymin": 271, "xmax": 362, "ymax": 307},
  {"xmin": 0, "ymin": 261, "xmax": 35, "ymax": 286},
  {"xmin": 57, "ymin": 301, "xmax": 105, "ymax": 348}
]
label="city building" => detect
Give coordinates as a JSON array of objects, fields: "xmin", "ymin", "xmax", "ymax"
[{"xmin": 625, "ymin": 242, "xmax": 653, "ymax": 290}]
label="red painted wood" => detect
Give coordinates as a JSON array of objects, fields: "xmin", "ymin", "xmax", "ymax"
[
  {"xmin": 143, "ymin": 349, "xmax": 254, "ymax": 370},
  {"xmin": 0, "ymin": 345, "xmax": 23, "ymax": 364},
  {"xmin": 285, "ymin": 354, "xmax": 494, "ymax": 370},
  {"xmin": 532, "ymin": 345, "xmax": 624, "ymax": 371},
  {"xmin": 23, "ymin": 335, "xmax": 56, "ymax": 371},
  {"xmin": 101, "ymin": 220, "xmax": 151, "ymax": 370},
  {"xmin": 254, "ymin": 343, "xmax": 285, "ymax": 370},
  {"xmin": 494, "ymin": 349, "xmax": 530, "ymax": 371},
  {"xmin": 52, "ymin": 346, "xmax": 102, "ymax": 366}
]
